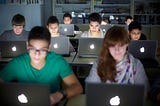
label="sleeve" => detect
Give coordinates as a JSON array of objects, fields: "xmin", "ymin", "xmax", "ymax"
[
  {"xmin": 85, "ymin": 60, "xmax": 101, "ymax": 83},
  {"xmin": 80, "ymin": 31, "xmax": 88, "ymax": 37},
  {"xmin": 0, "ymin": 59, "xmax": 19, "ymax": 81},
  {"xmin": 149, "ymin": 76, "xmax": 160, "ymax": 102},
  {"xmin": 134, "ymin": 59, "xmax": 150, "ymax": 94},
  {"xmin": 59, "ymin": 57, "xmax": 73, "ymax": 79}
]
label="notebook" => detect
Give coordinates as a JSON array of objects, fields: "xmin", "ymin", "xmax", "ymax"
[
  {"xmin": 128, "ymin": 40, "xmax": 159, "ymax": 66},
  {"xmin": 78, "ymin": 38, "xmax": 103, "ymax": 58},
  {"xmin": 100, "ymin": 25, "xmax": 112, "ymax": 34},
  {"xmin": 86, "ymin": 83, "xmax": 145, "ymax": 106},
  {"xmin": 0, "ymin": 82, "xmax": 50, "ymax": 106},
  {"xmin": 0, "ymin": 41, "xmax": 27, "ymax": 58},
  {"xmin": 59, "ymin": 24, "xmax": 74, "ymax": 37},
  {"xmin": 50, "ymin": 37, "xmax": 70, "ymax": 56}
]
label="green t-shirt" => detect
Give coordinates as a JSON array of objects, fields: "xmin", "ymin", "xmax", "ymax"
[{"xmin": 0, "ymin": 52, "xmax": 73, "ymax": 93}]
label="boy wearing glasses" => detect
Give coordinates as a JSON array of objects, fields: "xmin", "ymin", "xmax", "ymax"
[
  {"xmin": 0, "ymin": 26, "xmax": 83, "ymax": 105},
  {"xmin": 0, "ymin": 14, "xmax": 29, "ymax": 41}
]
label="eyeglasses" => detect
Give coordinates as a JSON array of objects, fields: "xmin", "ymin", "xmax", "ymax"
[{"xmin": 28, "ymin": 47, "xmax": 48, "ymax": 55}]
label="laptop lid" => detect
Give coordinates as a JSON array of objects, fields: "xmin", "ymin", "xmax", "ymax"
[
  {"xmin": 86, "ymin": 83, "xmax": 145, "ymax": 106},
  {"xmin": 59, "ymin": 24, "xmax": 74, "ymax": 37},
  {"xmin": 100, "ymin": 25, "xmax": 112, "ymax": 33},
  {"xmin": 128, "ymin": 40, "xmax": 157, "ymax": 59},
  {"xmin": 50, "ymin": 37, "xmax": 70, "ymax": 56},
  {"xmin": 78, "ymin": 38, "xmax": 103, "ymax": 58},
  {"xmin": 0, "ymin": 83, "xmax": 50, "ymax": 106},
  {"xmin": 0, "ymin": 41, "xmax": 27, "ymax": 58}
]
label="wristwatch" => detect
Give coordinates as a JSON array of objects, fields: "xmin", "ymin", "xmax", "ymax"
[{"xmin": 59, "ymin": 90, "xmax": 67, "ymax": 100}]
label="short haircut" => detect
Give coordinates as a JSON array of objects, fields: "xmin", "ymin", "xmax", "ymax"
[
  {"xmin": 128, "ymin": 21, "xmax": 142, "ymax": 31},
  {"xmin": 12, "ymin": 14, "xmax": 25, "ymax": 26},
  {"xmin": 28, "ymin": 26, "xmax": 51, "ymax": 45},
  {"xmin": 63, "ymin": 12, "xmax": 72, "ymax": 19},
  {"xmin": 47, "ymin": 16, "xmax": 59, "ymax": 25},
  {"xmin": 88, "ymin": 12, "xmax": 102, "ymax": 24},
  {"xmin": 125, "ymin": 16, "xmax": 133, "ymax": 21}
]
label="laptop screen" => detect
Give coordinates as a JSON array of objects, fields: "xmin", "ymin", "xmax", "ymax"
[
  {"xmin": 50, "ymin": 37, "xmax": 70, "ymax": 56},
  {"xmin": 0, "ymin": 41, "xmax": 27, "ymax": 58},
  {"xmin": 0, "ymin": 82, "xmax": 50, "ymax": 106},
  {"xmin": 128, "ymin": 40, "xmax": 157, "ymax": 59},
  {"xmin": 59, "ymin": 24, "xmax": 74, "ymax": 36},
  {"xmin": 78, "ymin": 38, "xmax": 103, "ymax": 57},
  {"xmin": 86, "ymin": 83, "xmax": 145, "ymax": 106}
]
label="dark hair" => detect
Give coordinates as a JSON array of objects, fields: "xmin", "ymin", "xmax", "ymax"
[
  {"xmin": 125, "ymin": 16, "xmax": 133, "ymax": 21},
  {"xmin": 63, "ymin": 12, "xmax": 72, "ymax": 19},
  {"xmin": 98, "ymin": 26, "xmax": 130, "ymax": 82},
  {"xmin": 128, "ymin": 21, "xmax": 142, "ymax": 31},
  {"xmin": 88, "ymin": 13, "xmax": 102, "ymax": 24},
  {"xmin": 12, "ymin": 14, "xmax": 25, "ymax": 26},
  {"xmin": 28, "ymin": 26, "xmax": 51, "ymax": 45},
  {"xmin": 47, "ymin": 16, "xmax": 59, "ymax": 25}
]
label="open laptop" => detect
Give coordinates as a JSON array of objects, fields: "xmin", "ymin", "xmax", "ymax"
[
  {"xmin": 59, "ymin": 24, "xmax": 75, "ymax": 37},
  {"xmin": 0, "ymin": 82, "xmax": 50, "ymax": 106},
  {"xmin": 78, "ymin": 38, "xmax": 103, "ymax": 58},
  {"xmin": 128, "ymin": 40, "xmax": 159, "ymax": 66},
  {"xmin": 86, "ymin": 83, "xmax": 145, "ymax": 106},
  {"xmin": 100, "ymin": 25, "xmax": 112, "ymax": 34},
  {"xmin": 0, "ymin": 41, "xmax": 27, "ymax": 58},
  {"xmin": 50, "ymin": 37, "xmax": 70, "ymax": 56}
]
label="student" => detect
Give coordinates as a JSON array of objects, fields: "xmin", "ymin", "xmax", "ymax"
[
  {"xmin": 46, "ymin": 15, "xmax": 75, "ymax": 52},
  {"xmin": 63, "ymin": 12, "xmax": 80, "ymax": 31},
  {"xmin": 0, "ymin": 14, "xmax": 29, "ymax": 41},
  {"xmin": 125, "ymin": 15, "xmax": 133, "ymax": 26},
  {"xmin": 85, "ymin": 26, "xmax": 149, "ymax": 94},
  {"xmin": 101, "ymin": 17, "xmax": 110, "ymax": 25},
  {"xmin": 0, "ymin": 26, "xmax": 83, "ymax": 105},
  {"xmin": 81, "ymin": 12, "xmax": 105, "ymax": 38},
  {"xmin": 128, "ymin": 21, "xmax": 147, "ymax": 40}
]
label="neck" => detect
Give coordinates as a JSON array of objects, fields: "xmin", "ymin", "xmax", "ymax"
[{"xmin": 31, "ymin": 60, "xmax": 46, "ymax": 70}]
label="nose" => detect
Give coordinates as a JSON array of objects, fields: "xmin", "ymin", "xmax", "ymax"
[{"xmin": 35, "ymin": 50, "xmax": 40, "ymax": 55}]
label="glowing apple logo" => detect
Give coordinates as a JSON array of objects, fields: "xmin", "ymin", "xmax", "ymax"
[
  {"xmin": 12, "ymin": 46, "xmax": 17, "ymax": 52},
  {"xmin": 64, "ymin": 28, "xmax": 67, "ymax": 32},
  {"xmin": 90, "ymin": 44, "xmax": 95, "ymax": 49},
  {"xmin": 140, "ymin": 47, "xmax": 145, "ymax": 53},
  {"xmin": 109, "ymin": 96, "xmax": 120, "ymax": 106},
  {"xmin": 18, "ymin": 94, "xmax": 28, "ymax": 104},
  {"xmin": 102, "ymin": 29, "xmax": 106, "ymax": 32},
  {"xmin": 53, "ymin": 43, "xmax": 58, "ymax": 49}
]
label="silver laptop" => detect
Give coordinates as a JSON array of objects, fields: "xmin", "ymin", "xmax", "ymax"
[
  {"xmin": 86, "ymin": 83, "xmax": 145, "ymax": 106},
  {"xmin": 78, "ymin": 38, "xmax": 103, "ymax": 58},
  {"xmin": 0, "ymin": 82, "xmax": 50, "ymax": 106},
  {"xmin": 128, "ymin": 40, "xmax": 159, "ymax": 66},
  {"xmin": 100, "ymin": 25, "xmax": 112, "ymax": 34},
  {"xmin": 0, "ymin": 41, "xmax": 27, "ymax": 58},
  {"xmin": 50, "ymin": 37, "xmax": 70, "ymax": 56},
  {"xmin": 59, "ymin": 24, "xmax": 74, "ymax": 37}
]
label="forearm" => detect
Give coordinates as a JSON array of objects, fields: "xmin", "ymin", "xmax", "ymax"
[{"xmin": 64, "ymin": 82, "xmax": 83, "ymax": 98}]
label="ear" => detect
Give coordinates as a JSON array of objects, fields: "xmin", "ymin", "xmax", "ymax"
[
  {"xmin": 26, "ymin": 41, "xmax": 29, "ymax": 49},
  {"xmin": 48, "ymin": 44, "xmax": 51, "ymax": 51}
]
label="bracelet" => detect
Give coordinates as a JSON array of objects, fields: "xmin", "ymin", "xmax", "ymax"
[{"xmin": 59, "ymin": 90, "xmax": 67, "ymax": 100}]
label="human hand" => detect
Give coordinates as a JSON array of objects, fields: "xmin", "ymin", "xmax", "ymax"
[{"xmin": 50, "ymin": 92, "xmax": 63, "ymax": 106}]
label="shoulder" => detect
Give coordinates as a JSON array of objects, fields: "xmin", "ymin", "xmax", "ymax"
[
  {"xmin": 9, "ymin": 53, "xmax": 29, "ymax": 63},
  {"xmin": 1, "ymin": 30, "xmax": 12, "ymax": 35},
  {"xmin": 81, "ymin": 31, "xmax": 89, "ymax": 37},
  {"xmin": 128, "ymin": 53, "xmax": 143, "ymax": 66},
  {"xmin": 46, "ymin": 52, "xmax": 66, "ymax": 62}
]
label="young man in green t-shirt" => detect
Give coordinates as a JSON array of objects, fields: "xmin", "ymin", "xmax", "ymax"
[{"xmin": 0, "ymin": 26, "xmax": 83, "ymax": 105}]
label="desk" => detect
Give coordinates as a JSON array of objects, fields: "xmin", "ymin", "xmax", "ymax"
[
  {"xmin": 72, "ymin": 53, "xmax": 96, "ymax": 66},
  {"xmin": 66, "ymin": 94, "xmax": 156, "ymax": 106},
  {"xmin": 63, "ymin": 52, "xmax": 77, "ymax": 64}
]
